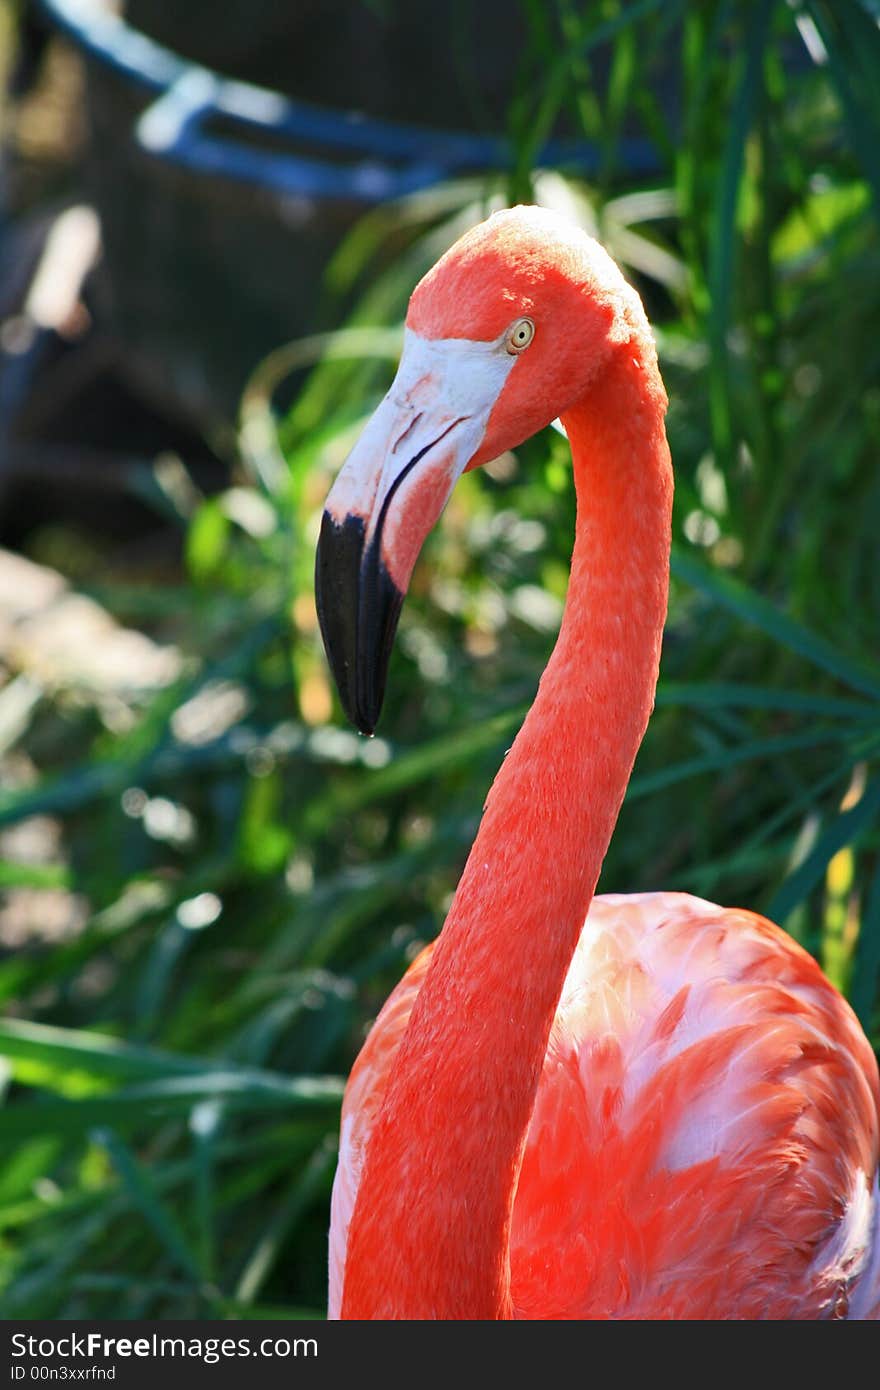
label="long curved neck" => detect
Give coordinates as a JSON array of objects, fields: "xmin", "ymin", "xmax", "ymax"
[{"xmin": 341, "ymin": 348, "xmax": 672, "ymax": 1319}]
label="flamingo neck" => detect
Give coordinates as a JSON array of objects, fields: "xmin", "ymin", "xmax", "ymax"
[{"xmin": 341, "ymin": 348, "xmax": 672, "ymax": 1319}]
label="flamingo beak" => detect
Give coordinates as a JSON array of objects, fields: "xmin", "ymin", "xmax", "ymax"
[{"xmin": 315, "ymin": 329, "xmax": 515, "ymax": 733}]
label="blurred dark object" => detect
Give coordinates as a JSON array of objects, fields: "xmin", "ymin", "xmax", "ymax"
[
  {"xmin": 0, "ymin": 202, "xmax": 226, "ymax": 551},
  {"xmin": 7, "ymin": 0, "xmax": 52, "ymax": 99},
  {"xmin": 33, "ymin": 0, "xmax": 657, "ymax": 428},
  {"xmin": 124, "ymin": 0, "xmax": 523, "ymax": 132},
  {"xmin": 3, "ymin": 0, "xmax": 660, "ymax": 548},
  {"xmin": 35, "ymin": 0, "xmax": 528, "ymax": 429}
]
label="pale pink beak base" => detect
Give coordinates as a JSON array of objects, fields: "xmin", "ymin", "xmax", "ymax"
[{"xmin": 315, "ymin": 328, "xmax": 517, "ymax": 732}]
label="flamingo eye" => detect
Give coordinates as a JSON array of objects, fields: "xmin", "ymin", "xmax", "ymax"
[{"xmin": 505, "ymin": 317, "xmax": 535, "ymax": 355}]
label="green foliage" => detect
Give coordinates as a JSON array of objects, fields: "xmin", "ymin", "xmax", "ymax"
[{"xmin": 1, "ymin": 0, "xmax": 879, "ymax": 1318}]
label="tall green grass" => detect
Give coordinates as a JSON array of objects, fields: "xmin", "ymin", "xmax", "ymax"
[{"xmin": 1, "ymin": 0, "xmax": 879, "ymax": 1317}]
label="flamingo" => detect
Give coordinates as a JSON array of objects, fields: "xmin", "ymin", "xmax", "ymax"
[{"xmin": 314, "ymin": 205, "xmax": 880, "ymax": 1320}]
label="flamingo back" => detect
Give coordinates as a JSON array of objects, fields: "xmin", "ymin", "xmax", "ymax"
[{"xmin": 329, "ymin": 891, "xmax": 880, "ymax": 1319}]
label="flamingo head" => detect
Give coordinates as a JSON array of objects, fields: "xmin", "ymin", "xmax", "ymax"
[{"xmin": 315, "ymin": 204, "xmax": 648, "ymax": 734}]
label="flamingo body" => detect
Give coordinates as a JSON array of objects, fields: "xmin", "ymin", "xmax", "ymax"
[
  {"xmin": 315, "ymin": 206, "xmax": 880, "ymax": 1318},
  {"xmin": 330, "ymin": 892, "xmax": 879, "ymax": 1319}
]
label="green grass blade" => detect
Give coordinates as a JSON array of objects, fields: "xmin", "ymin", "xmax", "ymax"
[
  {"xmin": 92, "ymin": 1128, "xmax": 202, "ymax": 1285},
  {"xmin": 768, "ymin": 779, "xmax": 880, "ymax": 924},
  {"xmin": 804, "ymin": 1, "xmax": 880, "ymax": 220},
  {"xmin": 672, "ymin": 545, "xmax": 880, "ymax": 698},
  {"xmin": 0, "ymin": 1072, "xmax": 344, "ymax": 1139},
  {"xmin": 70, "ymin": 1274, "xmax": 321, "ymax": 1320},
  {"xmin": 234, "ymin": 1136, "xmax": 336, "ymax": 1304},
  {"xmin": 706, "ymin": 0, "xmax": 773, "ymax": 464},
  {"xmin": 303, "ymin": 704, "xmax": 526, "ymax": 836},
  {"xmin": 628, "ymin": 728, "xmax": 853, "ymax": 802},
  {"xmin": 190, "ymin": 1101, "xmax": 221, "ymax": 1285},
  {"xmin": 850, "ymin": 854, "xmax": 880, "ymax": 1032},
  {"xmin": 0, "ymin": 1019, "xmax": 224, "ymax": 1083},
  {"xmin": 655, "ymin": 681, "xmax": 875, "ymax": 719},
  {"xmin": 0, "ymin": 862, "xmax": 71, "ymax": 889}
]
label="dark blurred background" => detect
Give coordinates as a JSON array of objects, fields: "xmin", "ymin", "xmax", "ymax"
[{"xmin": 0, "ymin": 0, "xmax": 878, "ymax": 1319}]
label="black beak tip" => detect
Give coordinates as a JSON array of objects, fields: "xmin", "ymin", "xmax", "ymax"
[
  {"xmin": 339, "ymin": 683, "xmax": 380, "ymax": 740},
  {"xmin": 315, "ymin": 511, "xmax": 363, "ymax": 729},
  {"xmin": 315, "ymin": 510, "xmax": 404, "ymax": 737}
]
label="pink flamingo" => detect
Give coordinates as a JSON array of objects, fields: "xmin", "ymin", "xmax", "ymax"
[{"xmin": 315, "ymin": 206, "xmax": 880, "ymax": 1319}]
